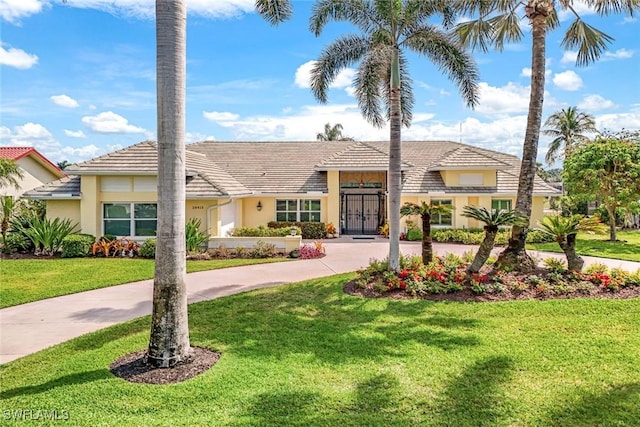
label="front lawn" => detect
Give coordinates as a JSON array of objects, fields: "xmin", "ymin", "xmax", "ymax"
[
  {"xmin": 0, "ymin": 257, "xmax": 290, "ymax": 309},
  {"xmin": 1, "ymin": 275, "xmax": 639, "ymax": 426},
  {"xmin": 527, "ymin": 230, "xmax": 640, "ymax": 262}
]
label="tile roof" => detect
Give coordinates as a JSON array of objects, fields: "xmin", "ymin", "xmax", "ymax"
[
  {"xmin": 315, "ymin": 141, "xmax": 414, "ymax": 170},
  {"xmin": 27, "ymin": 140, "xmax": 561, "ymax": 198},
  {"xmin": 0, "ymin": 146, "xmax": 65, "ymax": 177}
]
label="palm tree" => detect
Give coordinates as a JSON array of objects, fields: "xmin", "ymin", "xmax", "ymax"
[
  {"xmin": 456, "ymin": 0, "xmax": 639, "ymax": 273},
  {"xmin": 543, "ymin": 106, "xmax": 597, "ymax": 166},
  {"xmin": 56, "ymin": 160, "xmax": 72, "ymax": 170},
  {"xmin": 148, "ymin": 0, "xmax": 292, "ymax": 367},
  {"xmin": 537, "ymin": 214, "xmax": 605, "ymax": 272},
  {"xmin": 316, "ymin": 122, "xmax": 354, "ymax": 141},
  {"xmin": 0, "ymin": 159, "xmax": 24, "ymax": 190},
  {"xmin": 400, "ymin": 201, "xmax": 453, "ymax": 265},
  {"xmin": 1, "ymin": 196, "xmax": 16, "ymax": 254},
  {"xmin": 310, "ymin": 0, "xmax": 479, "ymax": 271},
  {"xmin": 461, "ymin": 206, "xmax": 526, "ymax": 273}
]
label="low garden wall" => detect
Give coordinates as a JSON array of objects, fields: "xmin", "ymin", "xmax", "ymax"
[{"xmin": 208, "ymin": 236, "xmax": 302, "ymax": 254}]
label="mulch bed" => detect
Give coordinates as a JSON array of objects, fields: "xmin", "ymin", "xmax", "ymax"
[
  {"xmin": 110, "ymin": 346, "xmax": 220, "ymax": 384},
  {"xmin": 343, "ymin": 273, "xmax": 640, "ymax": 303}
]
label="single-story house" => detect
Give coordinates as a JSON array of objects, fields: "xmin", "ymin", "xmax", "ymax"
[
  {"xmin": 0, "ymin": 147, "xmax": 65, "ymax": 197},
  {"xmin": 24, "ymin": 140, "xmax": 560, "ymax": 238}
]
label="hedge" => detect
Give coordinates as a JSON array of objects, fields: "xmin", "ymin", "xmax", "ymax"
[
  {"xmin": 61, "ymin": 233, "xmax": 96, "ymax": 258},
  {"xmin": 267, "ymin": 221, "xmax": 326, "ymax": 239}
]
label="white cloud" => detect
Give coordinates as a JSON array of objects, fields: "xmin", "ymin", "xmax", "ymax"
[
  {"xmin": 60, "ymin": 144, "xmax": 104, "ymax": 160},
  {"xmin": 59, "ymin": 0, "xmax": 255, "ymax": 20},
  {"xmin": 603, "ymin": 48, "xmax": 634, "ymax": 60},
  {"xmin": 577, "ymin": 94, "xmax": 617, "ymax": 112},
  {"xmin": 294, "ymin": 60, "xmax": 355, "ymax": 92},
  {"xmin": 64, "ymin": 129, "xmax": 86, "ymax": 138},
  {"xmin": 552, "ymin": 70, "xmax": 583, "ymax": 91},
  {"xmin": 0, "ymin": 0, "xmax": 47, "ymax": 24},
  {"xmin": 596, "ymin": 112, "xmax": 640, "ymax": 132},
  {"xmin": 560, "ymin": 50, "xmax": 578, "ymax": 65},
  {"xmin": 622, "ymin": 16, "xmax": 637, "ymax": 24},
  {"xmin": 203, "ymin": 111, "xmax": 239, "ymax": 122},
  {"xmin": 0, "ymin": 42, "xmax": 38, "ymax": 69},
  {"xmin": 185, "ymin": 132, "xmax": 215, "ymax": 143},
  {"xmin": 475, "ymin": 82, "xmax": 531, "ymax": 115},
  {"xmin": 81, "ymin": 111, "xmax": 147, "ymax": 134},
  {"xmin": 51, "ymin": 94, "xmax": 80, "ymax": 108}
]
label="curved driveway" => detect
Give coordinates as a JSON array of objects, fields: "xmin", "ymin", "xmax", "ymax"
[{"xmin": 2, "ymin": 238, "xmax": 639, "ymax": 364}]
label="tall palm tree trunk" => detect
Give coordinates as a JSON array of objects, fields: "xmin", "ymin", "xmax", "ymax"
[
  {"xmin": 148, "ymin": 0, "xmax": 191, "ymax": 367},
  {"xmin": 496, "ymin": 6, "xmax": 549, "ymax": 273},
  {"xmin": 467, "ymin": 226, "xmax": 498, "ymax": 274},
  {"xmin": 559, "ymin": 234, "xmax": 584, "ymax": 272},
  {"xmin": 421, "ymin": 213, "xmax": 433, "ymax": 265},
  {"xmin": 388, "ymin": 48, "xmax": 402, "ymax": 272}
]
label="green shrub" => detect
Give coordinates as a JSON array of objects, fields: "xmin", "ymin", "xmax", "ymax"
[
  {"xmin": 61, "ymin": 233, "xmax": 95, "ymax": 258},
  {"xmin": 186, "ymin": 218, "xmax": 209, "ymax": 252},
  {"xmin": 3, "ymin": 232, "xmax": 30, "ymax": 254},
  {"xmin": 138, "ymin": 238, "xmax": 156, "ymax": 259},
  {"xmin": 267, "ymin": 221, "xmax": 325, "ymax": 239},
  {"xmin": 250, "ymin": 240, "xmax": 277, "ymax": 258},
  {"xmin": 526, "ymin": 229, "xmax": 555, "ymax": 243},
  {"xmin": 406, "ymin": 227, "xmax": 423, "ymax": 241},
  {"xmin": 231, "ymin": 225, "xmax": 295, "ymax": 237}
]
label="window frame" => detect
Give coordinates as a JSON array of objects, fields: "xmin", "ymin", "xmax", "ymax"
[
  {"xmin": 275, "ymin": 199, "xmax": 321, "ymax": 222},
  {"xmin": 491, "ymin": 199, "xmax": 512, "ymax": 212},
  {"xmin": 103, "ymin": 202, "xmax": 158, "ymax": 237},
  {"xmin": 430, "ymin": 199, "xmax": 453, "ymax": 226}
]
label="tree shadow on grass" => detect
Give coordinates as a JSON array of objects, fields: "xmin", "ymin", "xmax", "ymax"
[
  {"xmin": 0, "ymin": 369, "xmax": 112, "ymax": 399},
  {"xmin": 543, "ymin": 383, "xmax": 640, "ymax": 426},
  {"xmin": 434, "ymin": 355, "xmax": 516, "ymax": 426},
  {"xmin": 238, "ymin": 372, "xmax": 413, "ymax": 427},
  {"xmin": 69, "ymin": 317, "xmax": 148, "ymax": 351},
  {"xmin": 189, "ymin": 278, "xmax": 483, "ymax": 365}
]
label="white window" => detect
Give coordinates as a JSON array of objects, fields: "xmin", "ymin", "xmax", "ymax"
[
  {"xmin": 276, "ymin": 199, "xmax": 321, "ymax": 222},
  {"xmin": 103, "ymin": 203, "xmax": 157, "ymax": 237},
  {"xmin": 430, "ymin": 199, "xmax": 453, "ymax": 226},
  {"xmin": 492, "ymin": 199, "xmax": 512, "ymax": 212}
]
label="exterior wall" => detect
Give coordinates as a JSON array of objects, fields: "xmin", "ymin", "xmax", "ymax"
[
  {"xmin": 326, "ymin": 171, "xmax": 340, "ymax": 232},
  {"xmin": 46, "ymin": 200, "xmax": 81, "ymax": 228},
  {"xmin": 241, "ymin": 195, "xmax": 329, "ymax": 229},
  {"xmin": 1, "ymin": 156, "xmax": 61, "ymax": 197},
  {"xmin": 80, "ymin": 176, "xmax": 100, "ymax": 236},
  {"xmin": 531, "ymin": 196, "xmax": 547, "ymax": 227},
  {"xmin": 440, "ymin": 170, "xmax": 497, "ymax": 187}
]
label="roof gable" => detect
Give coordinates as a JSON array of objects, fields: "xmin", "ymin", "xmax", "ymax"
[
  {"xmin": 315, "ymin": 141, "xmax": 414, "ymax": 170},
  {"xmin": 428, "ymin": 146, "xmax": 511, "ymax": 170},
  {"xmin": 0, "ymin": 146, "xmax": 65, "ymax": 178}
]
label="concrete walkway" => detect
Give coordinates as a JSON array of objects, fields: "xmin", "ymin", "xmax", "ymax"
[{"xmin": 2, "ymin": 238, "xmax": 639, "ymax": 364}]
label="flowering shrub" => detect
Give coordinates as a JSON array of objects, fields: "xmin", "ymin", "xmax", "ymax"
[
  {"xmin": 351, "ymin": 255, "xmax": 639, "ymax": 300},
  {"xmin": 325, "ymin": 222, "xmax": 337, "ymax": 235},
  {"xmin": 299, "ymin": 243, "xmax": 325, "ymax": 259}
]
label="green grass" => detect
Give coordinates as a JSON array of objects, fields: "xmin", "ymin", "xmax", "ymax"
[
  {"xmin": 1, "ymin": 275, "xmax": 639, "ymax": 426},
  {"xmin": 0, "ymin": 257, "xmax": 290, "ymax": 309},
  {"xmin": 527, "ymin": 230, "xmax": 640, "ymax": 262}
]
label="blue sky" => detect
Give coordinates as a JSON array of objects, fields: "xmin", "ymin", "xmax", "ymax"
[{"xmin": 1, "ymin": 0, "xmax": 639, "ymax": 165}]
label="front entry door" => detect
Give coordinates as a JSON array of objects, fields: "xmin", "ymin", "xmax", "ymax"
[{"xmin": 341, "ymin": 192, "xmax": 385, "ymax": 235}]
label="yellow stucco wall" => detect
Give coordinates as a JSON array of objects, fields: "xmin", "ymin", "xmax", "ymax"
[
  {"xmin": 441, "ymin": 170, "xmax": 497, "ymax": 187},
  {"xmin": 531, "ymin": 196, "xmax": 546, "ymax": 227},
  {"xmin": 327, "ymin": 171, "xmax": 340, "ymax": 230},
  {"xmin": 46, "ymin": 200, "xmax": 81, "ymax": 227}
]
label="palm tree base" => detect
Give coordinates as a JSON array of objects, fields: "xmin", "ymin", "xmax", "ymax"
[{"xmin": 495, "ymin": 245, "xmax": 536, "ymax": 273}]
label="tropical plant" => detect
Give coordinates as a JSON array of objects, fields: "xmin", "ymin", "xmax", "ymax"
[
  {"xmin": 400, "ymin": 201, "xmax": 454, "ymax": 265},
  {"xmin": 316, "ymin": 122, "xmax": 354, "ymax": 141},
  {"xmin": 1, "ymin": 196, "xmax": 17, "ymax": 254},
  {"xmin": 461, "ymin": 205, "xmax": 527, "ymax": 273},
  {"xmin": 542, "ymin": 106, "xmax": 597, "ymax": 166},
  {"xmin": 185, "ymin": 218, "xmax": 209, "ymax": 253},
  {"xmin": 0, "ymin": 158, "xmax": 24, "ymax": 190},
  {"xmin": 456, "ymin": 0, "xmax": 639, "ymax": 272},
  {"xmin": 563, "ymin": 132, "xmax": 640, "ymax": 242},
  {"xmin": 309, "ymin": 0, "xmax": 479, "ymax": 271},
  {"xmin": 14, "ymin": 216, "xmax": 79, "ymax": 256},
  {"xmin": 61, "ymin": 233, "xmax": 95, "ymax": 258},
  {"xmin": 56, "ymin": 160, "xmax": 72, "ymax": 170},
  {"xmin": 537, "ymin": 214, "xmax": 605, "ymax": 272},
  {"xmin": 148, "ymin": 0, "xmax": 292, "ymax": 367}
]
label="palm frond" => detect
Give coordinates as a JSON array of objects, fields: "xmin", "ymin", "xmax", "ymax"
[
  {"xmin": 310, "ymin": 0, "xmax": 378, "ymax": 36},
  {"xmin": 561, "ymin": 19, "xmax": 614, "ymax": 66},
  {"xmin": 382, "ymin": 51, "xmax": 414, "ymax": 127},
  {"xmin": 310, "ymin": 34, "xmax": 369, "ymax": 103},
  {"xmin": 486, "ymin": 11, "xmax": 523, "ymax": 51},
  {"xmin": 582, "ymin": 0, "xmax": 640, "ymax": 16},
  {"xmin": 255, "ymin": 0, "xmax": 292, "ymax": 25},
  {"xmin": 405, "ymin": 26, "xmax": 480, "ymax": 108},
  {"xmin": 353, "ymin": 46, "xmax": 389, "ymax": 128},
  {"xmin": 455, "ymin": 18, "xmax": 495, "ymax": 53},
  {"xmin": 461, "ymin": 205, "xmax": 526, "ymax": 227}
]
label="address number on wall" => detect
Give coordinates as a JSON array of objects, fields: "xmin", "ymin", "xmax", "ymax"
[{"xmin": 192, "ymin": 205, "xmax": 205, "ymax": 210}]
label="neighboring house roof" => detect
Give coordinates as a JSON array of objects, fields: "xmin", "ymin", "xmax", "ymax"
[
  {"xmin": 25, "ymin": 140, "xmax": 561, "ymax": 199},
  {"xmin": 0, "ymin": 146, "xmax": 65, "ymax": 178}
]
